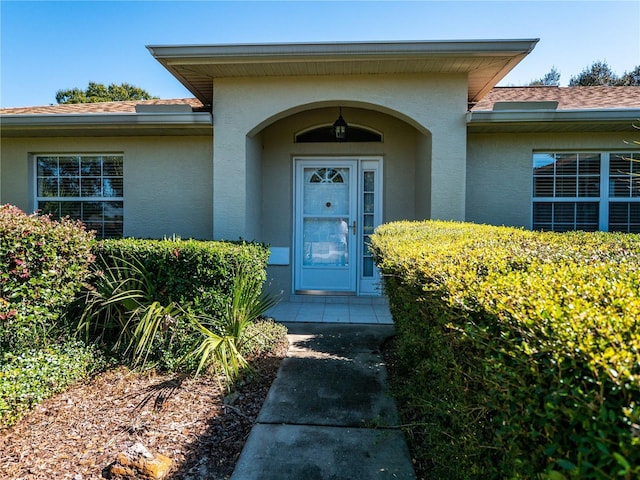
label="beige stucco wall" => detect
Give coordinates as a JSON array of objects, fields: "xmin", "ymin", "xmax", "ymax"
[
  {"xmin": 0, "ymin": 135, "xmax": 213, "ymax": 239},
  {"xmin": 466, "ymin": 131, "xmax": 635, "ymax": 228},
  {"xmin": 211, "ymin": 73, "xmax": 469, "ymax": 241}
]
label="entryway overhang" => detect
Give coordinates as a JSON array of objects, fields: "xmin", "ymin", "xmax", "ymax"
[{"xmin": 147, "ymin": 39, "xmax": 539, "ymax": 106}]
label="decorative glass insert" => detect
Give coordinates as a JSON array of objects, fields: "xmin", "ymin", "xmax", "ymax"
[
  {"xmin": 302, "ymin": 167, "xmax": 350, "ymax": 267},
  {"xmin": 36, "ymin": 154, "xmax": 123, "ymax": 238},
  {"xmin": 308, "ymin": 168, "xmax": 345, "ymax": 184},
  {"xmin": 362, "ymin": 170, "xmax": 376, "ymax": 277}
]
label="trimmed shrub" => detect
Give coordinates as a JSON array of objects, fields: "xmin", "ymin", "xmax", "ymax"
[
  {"xmin": 0, "ymin": 204, "xmax": 94, "ymax": 351},
  {"xmin": 92, "ymin": 238, "xmax": 269, "ymax": 314},
  {"xmin": 371, "ymin": 221, "xmax": 640, "ymax": 479},
  {"xmin": 76, "ymin": 238, "xmax": 273, "ymax": 372}
]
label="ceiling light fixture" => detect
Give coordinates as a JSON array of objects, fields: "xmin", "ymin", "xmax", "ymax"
[{"xmin": 333, "ymin": 107, "xmax": 347, "ymax": 140}]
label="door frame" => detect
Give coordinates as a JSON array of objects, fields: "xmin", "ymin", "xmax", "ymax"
[{"xmin": 293, "ymin": 156, "xmax": 383, "ymax": 296}]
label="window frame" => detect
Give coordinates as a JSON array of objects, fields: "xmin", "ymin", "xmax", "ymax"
[
  {"xmin": 33, "ymin": 153, "xmax": 124, "ymax": 238},
  {"xmin": 294, "ymin": 123, "xmax": 383, "ymax": 143},
  {"xmin": 531, "ymin": 150, "xmax": 640, "ymax": 232}
]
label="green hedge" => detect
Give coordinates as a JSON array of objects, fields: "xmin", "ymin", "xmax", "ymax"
[
  {"xmin": 81, "ymin": 238, "xmax": 272, "ymax": 369},
  {"xmin": 93, "ymin": 237, "xmax": 270, "ymax": 315},
  {"xmin": 0, "ymin": 204, "xmax": 94, "ymax": 351},
  {"xmin": 370, "ymin": 221, "xmax": 640, "ymax": 479}
]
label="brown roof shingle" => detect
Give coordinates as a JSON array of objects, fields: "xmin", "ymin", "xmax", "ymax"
[
  {"xmin": 472, "ymin": 86, "xmax": 640, "ymax": 111},
  {"xmin": 1, "ymin": 87, "xmax": 638, "ymax": 116},
  {"xmin": 0, "ymin": 98, "xmax": 205, "ymax": 115}
]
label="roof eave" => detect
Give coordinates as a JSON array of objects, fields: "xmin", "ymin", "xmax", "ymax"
[
  {"xmin": 147, "ymin": 39, "xmax": 539, "ymax": 105},
  {"xmin": 146, "ymin": 39, "xmax": 539, "ymax": 60},
  {"xmin": 0, "ymin": 112, "xmax": 213, "ymax": 137},
  {"xmin": 467, "ymin": 109, "xmax": 640, "ymax": 133}
]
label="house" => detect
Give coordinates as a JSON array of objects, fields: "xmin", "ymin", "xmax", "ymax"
[{"xmin": 1, "ymin": 40, "xmax": 639, "ymax": 298}]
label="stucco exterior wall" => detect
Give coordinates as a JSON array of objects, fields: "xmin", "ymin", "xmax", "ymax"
[
  {"xmin": 211, "ymin": 73, "xmax": 468, "ymax": 240},
  {"xmin": 466, "ymin": 131, "xmax": 635, "ymax": 228},
  {"xmin": 0, "ymin": 135, "xmax": 213, "ymax": 239}
]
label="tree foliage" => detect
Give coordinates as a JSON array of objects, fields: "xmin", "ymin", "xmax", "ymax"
[
  {"xmin": 56, "ymin": 82, "xmax": 158, "ymax": 104},
  {"xmin": 527, "ymin": 61, "xmax": 639, "ymax": 87},
  {"xmin": 618, "ymin": 65, "xmax": 640, "ymax": 86},
  {"xmin": 529, "ymin": 66, "xmax": 561, "ymax": 86},
  {"xmin": 569, "ymin": 60, "xmax": 619, "ymax": 86}
]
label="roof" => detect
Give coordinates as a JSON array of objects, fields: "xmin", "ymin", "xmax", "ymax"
[
  {"xmin": 2, "ymin": 87, "xmax": 638, "ymax": 136},
  {"xmin": 146, "ymin": 39, "xmax": 539, "ymax": 105},
  {"xmin": 0, "ymin": 98, "xmax": 205, "ymax": 115},
  {"xmin": 3, "ymin": 86, "xmax": 635, "ymax": 116},
  {"xmin": 468, "ymin": 86, "xmax": 640, "ymax": 133},
  {"xmin": 471, "ymin": 86, "xmax": 640, "ymax": 111},
  {"xmin": 0, "ymin": 98, "xmax": 211, "ymax": 137}
]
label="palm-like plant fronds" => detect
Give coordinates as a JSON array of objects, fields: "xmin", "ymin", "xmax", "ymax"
[
  {"xmin": 77, "ymin": 255, "xmax": 278, "ymax": 385},
  {"xmin": 76, "ymin": 257, "xmax": 148, "ymax": 346},
  {"xmin": 186, "ymin": 268, "xmax": 279, "ymax": 384},
  {"xmin": 127, "ymin": 301, "xmax": 182, "ymax": 367}
]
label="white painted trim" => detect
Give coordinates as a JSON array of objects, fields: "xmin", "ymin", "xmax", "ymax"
[
  {"xmin": 1, "ymin": 112, "xmax": 212, "ymax": 127},
  {"xmin": 147, "ymin": 39, "xmax": 539, "ymax": 60}
]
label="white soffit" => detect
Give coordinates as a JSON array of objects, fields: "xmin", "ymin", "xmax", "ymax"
[{"xmin": 147, "ymin": 40, "xmax": 539, "ymax": 105}]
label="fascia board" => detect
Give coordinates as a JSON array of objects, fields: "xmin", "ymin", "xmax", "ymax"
[
  {"xmin": 0, "ymin": 112, "xmax": 212, "ymax": 128},
  {"xmin": 147, "ymin": 39, "xmax": 539, "ymax": 62},
  {"xmin": 468, "ymin": 109, "xmax": 640, "ymax": 124}
]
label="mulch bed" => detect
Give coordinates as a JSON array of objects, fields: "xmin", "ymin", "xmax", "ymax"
[{"xmin": 0, "ymin": 337, "xmax": 288, "ymax": 480}]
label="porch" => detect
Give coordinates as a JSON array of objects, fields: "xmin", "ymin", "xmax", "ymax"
[{"xmin": 266, "ymin": 295, "xmax": 393, "ymax": 324}]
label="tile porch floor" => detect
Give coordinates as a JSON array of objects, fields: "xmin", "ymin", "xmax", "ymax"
[{"xmin": 265, "ymin": 295, "xmax": 393, "ymax": 324}]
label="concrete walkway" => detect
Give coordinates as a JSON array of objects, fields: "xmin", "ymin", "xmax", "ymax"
[{"xmin": 230, "ymin": 322, "xmax": 416, "ymax": 480}]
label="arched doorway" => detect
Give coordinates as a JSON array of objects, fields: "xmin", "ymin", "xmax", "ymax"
[{"xmin": 257, "ymin": 104, "xmax": 432, "ymax": 297}]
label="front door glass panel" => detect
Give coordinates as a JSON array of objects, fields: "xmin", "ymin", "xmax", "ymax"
[{"xmin": 302, "ymin": 167, "xmax": 350, "ymax": 267}]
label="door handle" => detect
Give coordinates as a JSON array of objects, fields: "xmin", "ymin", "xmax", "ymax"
[{"xmin": 352, "ymin": 220, "xmax": 357, "ymax": 235}]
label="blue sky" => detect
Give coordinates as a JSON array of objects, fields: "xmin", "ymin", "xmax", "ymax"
[{"xmin": 1, "ymin": 0, "xmax": 639, "ymax": 107}]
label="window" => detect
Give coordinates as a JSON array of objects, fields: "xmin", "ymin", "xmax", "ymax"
[
  {"xmin": 295, "ymin": 125, "xmax": 382, "ymax": 143},
  {"xmin": 36, "ymin": 154, "xmax": 124, "ymax": 238},
  {"xmin": 609, "ymin": 152, "xmax": 640, "ymax": 233},
  {"xmin": 532, "ymin": 151, "xmax": 640, "ymax": 233}
]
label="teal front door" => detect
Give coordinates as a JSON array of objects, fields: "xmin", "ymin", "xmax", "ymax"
[{"xmin": 294, "ymin": 157, "xmax": 382, "ymax": 295}]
